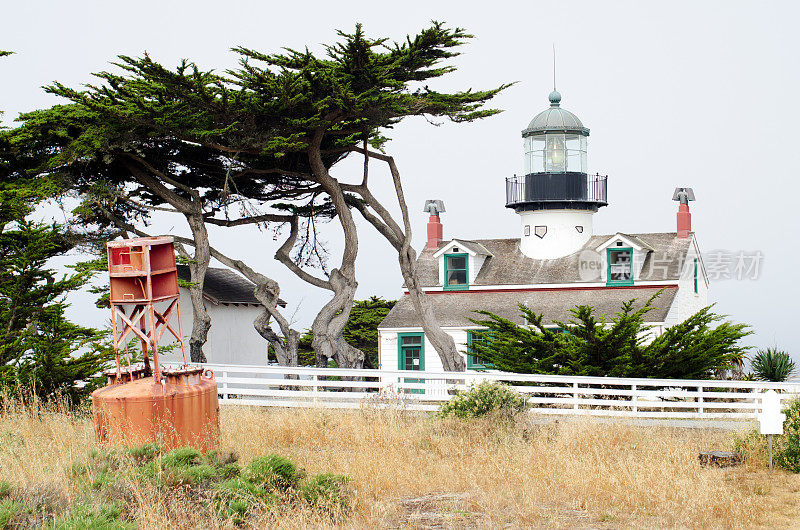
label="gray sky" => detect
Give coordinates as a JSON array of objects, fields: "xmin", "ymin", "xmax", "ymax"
[{"xmin": 3, "ymin": 1, "xmax": 798, "ymax": 359}]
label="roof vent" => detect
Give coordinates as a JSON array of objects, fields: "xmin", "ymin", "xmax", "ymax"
[{"xmin": 423, "ymin": 199, "xmax": 445, "ymax": 215}]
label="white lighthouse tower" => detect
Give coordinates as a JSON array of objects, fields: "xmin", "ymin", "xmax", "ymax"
[{"xmin": 506, "ymin": 90, "xmax": 607, "ymax": 259}]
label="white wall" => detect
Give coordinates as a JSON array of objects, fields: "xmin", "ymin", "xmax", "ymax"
[
  {"xmin": 159, "ymin": 289, "xmax": 269, "ymax": 365},
  {"xmin": 378, "ymin": 327, "xmax": 474, "ymax": 371},
  {"xmin": 518, "ymin": 209, "xmax": 594, "ymax": 259},
  {"xmin": 664, "ymin": 237, "xmax": 709, "ymax": 326}
]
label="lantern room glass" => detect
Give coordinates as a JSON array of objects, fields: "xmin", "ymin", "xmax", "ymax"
[{"xmin": 524, "ymin": 133, "xmax": 587, "ymax": 174}]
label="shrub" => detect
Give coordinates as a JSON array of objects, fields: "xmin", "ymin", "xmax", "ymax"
[
  {"xmin": 751, "ymin": 348, "xmax": 796, "ymax": 382},
  {"xmin": 730, "ymin": 397, "xmax": 800, "ymax": 473},
  {"xmin": 46, "ymin": 502, "xmax": 133, "ymax": 530},
  {"xmin": 301, "ymin": 473, "xmax": 350, "ymax": 507},
  {"xmin": 730, "ymin": 427, "xmax": 766, "ymax": 468},
  {"xmin": 127, "ymin": 443, "xmax": 162, "ymax": 464},
  {"xmin": 438, "ymin": 380, "xmax": 528, "ymax": 419},
  {"xmin": 245, "ymin": 454, "xmax": 303, "ymax": 490},
  {"xmin": 774, "ymin": 398, "xmax": 800, "ymax": 473}
]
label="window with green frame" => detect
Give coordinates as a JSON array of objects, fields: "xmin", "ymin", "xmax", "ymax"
[
  {"xmin": 606, "ymin": 247, "xmax": 634, "ymax": 286},
  {"xmin": 466, "ymin": 330, "xmax": 493, "ymax": 370},
  {"xmin": 444, "ymin": 253, "xmax": 468, "ymax": 290},
  {"xmin": 693, "ymin": 258, "xmax": 698, "ymax": 293},
  {"xmin": 398, "ymin": 332, "xmax": 425, "ymax": 394}
]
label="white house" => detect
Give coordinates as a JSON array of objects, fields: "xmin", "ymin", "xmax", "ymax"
[
  {"xmin": 378, "ymin": 89, "xmax": 708, "ymax": 373},
  {"xmin": 159, "ymin": 265, "xmax": 278, "ymax": 365}
]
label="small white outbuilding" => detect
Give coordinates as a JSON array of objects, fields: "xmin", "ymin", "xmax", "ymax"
[{"xmin": 159, "ymin": 265, "xmax": 274, "ymax": 365}]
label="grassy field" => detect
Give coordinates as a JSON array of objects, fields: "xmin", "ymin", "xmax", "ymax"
[{"xmin": 0, "ymin": 399, "xmax": 799, "ymax": 528}]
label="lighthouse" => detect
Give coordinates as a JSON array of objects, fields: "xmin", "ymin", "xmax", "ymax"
[{"xmin": 506, "ymin": 89, "xmax": 607, "ymax": 259}]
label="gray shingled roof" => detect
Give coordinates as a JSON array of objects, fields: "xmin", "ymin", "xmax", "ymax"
[
  {"xmin": 379, "ymin": 286, "xmax": 678, "ymax": 329},
  {"xmin": 177, "ymin": 265, "xmax": 286, "ymax": 306},
  {"xmin": 415, "ymin": 233, "xmax": 692, "ymax": 287},
  {"xmin": 441, "ymin": 239, "xmax": 492, "ymax": 256}
]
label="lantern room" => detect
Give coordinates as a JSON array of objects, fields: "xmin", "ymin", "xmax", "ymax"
[
  {"xmin": 507, "ymin": 90, "xmax": 607, "ymax": 213},
  {"xmin": 522, "ymin": 90, "xmax": 588, "ymax": 175}
]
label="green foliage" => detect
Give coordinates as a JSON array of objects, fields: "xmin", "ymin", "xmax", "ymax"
[
  {"xmin": 730, "ymin": 398, "xmax": 800, "ymax": 474},
  {"xmin": 244, "ymin": 454, "xmax": 303, "ymax": 490},
  {"xmin": 46, "ymin": 503, "xmax": 133, "ymax": 530},
  {"xmin": 439, "ymin": 380, "xmax": 528, "ymax": 420},
  {"xmin": 0, "ymin": 217, "xmax": 112, "ymax": 401},
  {"xmin": 751, "ymin": 347, "xmax": 796, "ymax": 382},
  {"xmin": 134, "ymin": 447, "xmax": 238, "ymax": 486},
  {"xmin": 295, "ymin": 297, "xmax": 396, "ymax": 367},
  {"xmin": 0, "ymin": 480, "xmax": 12, "ymax": 500},
  {"xmin": 0, "ymin": 498, "xmax": 25, "ymax": 528},
  {"xmin": 469, "ymin": 292, "xmax": 750, "ymax": 379},
  {"xmin": 774, "ymin": 398, "xmax": 800, "ymax": 473},
  {"xmin": 731, "ymin": 426, "xmax": 767, "ymax": 467},
  {"xmin": 301, "ymin": 473, "xmax": 350, "ymax": 506}
]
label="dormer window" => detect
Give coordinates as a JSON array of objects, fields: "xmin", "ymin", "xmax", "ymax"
[
  {"xmin": 444, "ymin": 253, "xmax": 469, "ymax": 290},
  {"xmin": 606, "ymin": 247, "xmax": 633, "ymax": 286}
]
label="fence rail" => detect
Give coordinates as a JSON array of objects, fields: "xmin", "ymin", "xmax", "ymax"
[{"xmin": 195, "ymin": 364, "xmax": 800, "ymax": 419}]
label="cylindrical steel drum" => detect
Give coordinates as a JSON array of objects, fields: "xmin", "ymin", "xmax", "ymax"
[{"xmin": 92, "ymin": 366, "xmax": 220, "ymax": 453}]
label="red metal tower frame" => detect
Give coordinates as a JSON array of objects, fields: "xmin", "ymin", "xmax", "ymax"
[{"xmin": 107, "ymin": 236, "xmax": 187, "ymax": 381}]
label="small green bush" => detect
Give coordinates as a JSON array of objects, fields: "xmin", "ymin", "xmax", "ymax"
[
  {"xmin": 0, "ymin": 480, "xmax": 12, "ymax": 500},
  {"xmin": 245, "ymin": 454, "xmax": 303, "ymax": 490},
  {"xmin": 751, "ymin": 347, "xmax": 796, "ymax": 382},
  {"xmin": 127, "ymin": 443, "xmax": 162, "ymax": 464},
  {"xmin": 212, "ymin": 477, "xmax": 274, "ymax": 524},
  {"xmin": 0, "ymin": 498, "xmax": 24, "ymax": 527},
  {"xmin": 730, "ymin": 426, "xmax": 767, "ymax": 468},
  {"xmin": 438, "ymin": 380, "xmax": 528, "ymax": 419},
  {"xmin": 775, "ymin": 397, "xmax": 800, "ymax": 473},
  {"xmin": 46, "ymin": 502, "xmax": 133, "ymax": 530},
  {"xmin": 301, "ymin": 473, "xmax": 349, "ymax": 508}
]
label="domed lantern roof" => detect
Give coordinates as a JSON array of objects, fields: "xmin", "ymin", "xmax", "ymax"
[{"xmin": 522, "ymin": 90, "xmax": 590, "ymax": 137}]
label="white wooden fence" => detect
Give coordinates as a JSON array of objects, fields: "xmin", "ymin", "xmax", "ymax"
[{"xmin": 196, "ymin": 364, "xmax": 800, "ymax": 419}]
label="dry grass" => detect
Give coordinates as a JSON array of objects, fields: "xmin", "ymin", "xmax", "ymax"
[{"xmin": 1, "ymin": 398, "xmax": 799, "ymax": 528}]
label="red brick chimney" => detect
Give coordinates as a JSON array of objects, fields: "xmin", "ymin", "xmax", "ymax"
[
  {"xmin": 677, "ymin": 202, "xmax": 691, "ymax": 238},
  {"xmin": 673, "ymin": 187, "xmax": 695, "ymax": 239},
  {"xmin": 423, "ymin": 200, "xmax": 445, "ymax": 249},
  {"xmin": 427, "ymin": 214, "xmax": 443, "ymax": 249}
]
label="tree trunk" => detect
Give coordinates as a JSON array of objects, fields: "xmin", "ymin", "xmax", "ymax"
[
  {"xmin": 310, "ymin": 269, "xmax": 363, "ymax": 368},
  {"xmin": 201, "ymin": 245, "xmax": 300, "ymax": 367},
  {"xmin": 252, "ymin": 283, "xmax": 299, "ymax": 367},
  {"xmin": 303, "ymin": 138, "xmax": 365, "ymax": 368},
  {"xmin": 184, "ymin": 213, "xmax": 212, "ymax": 363},
  {"xmin": 400, "ymin": 247, "xmax": 465, "ymax": 371}
]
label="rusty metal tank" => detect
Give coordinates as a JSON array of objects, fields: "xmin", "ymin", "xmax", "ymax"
[{"xmin": 92, "ymin": 365, "xmax": 220, "ymax": 453}]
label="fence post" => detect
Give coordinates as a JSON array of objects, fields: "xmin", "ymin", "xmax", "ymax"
[
  {"xmin": 631, "ymin": 384, "xmax": 638, "ymax": 414},
  {"xmin": 573, "ymin": 382, "xmax": 579, "ymax": 410},
  {"xmin": 312, "ymin": 372, "xmax": 319, "ymax": 406},
  {"xmin": 698, "ymin": 386, "xmax": 704, "ymax": 415},
  {"xmin": 222, "ymin": 370, "xmax": 228, "ymax": 401}
]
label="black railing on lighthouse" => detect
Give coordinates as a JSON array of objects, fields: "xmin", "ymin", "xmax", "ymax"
[{"xmin": 505, "ymin": 173, "xmax": 608, "ymax": 208}]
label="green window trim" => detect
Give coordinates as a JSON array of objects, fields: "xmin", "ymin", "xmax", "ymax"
[
  {"xmin": 693, "ymin": 258, "xmax": 698, "ymax": 294},
  {"xmin": 397, "ymin": 332, "xmax": 425, "ymax": 371},
  {"xmin": 606, "ymin": 247, "xmax": 634, "ymax": 286},
  {"xmin": 466, "ymin": 330, "xmax": 493, "ymax": 370},
  {"xmin": 443, "ymin": 253, "xmax": 469, "ymax": 291},
  {"xmin": 398, "ymin": 332, "xmax": 424, "ymax": 394}
]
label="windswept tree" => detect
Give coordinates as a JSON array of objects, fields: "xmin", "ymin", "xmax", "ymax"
[
  {"xmin": 9, "ymin": 79, "xmax": 329, "ymax": 364},
  {"xmin": 218, "ymin": 23, "xmax": 509, "ymax": 370},
  {"xmin": 12, "ymin": 23, "xmax": 507, "ymax": 370},
  {"xmin": 0, "ymin": 128, "xmax": 111, "ymax": 401}
]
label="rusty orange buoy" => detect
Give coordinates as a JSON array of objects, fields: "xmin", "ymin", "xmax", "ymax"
[
  {"xmin": 92, "ymin": 237, "xmax": 220, "ymax": 452},
  {"xmin": 92, "ymin": 366, "xmax": 220, "ymax": 452}
]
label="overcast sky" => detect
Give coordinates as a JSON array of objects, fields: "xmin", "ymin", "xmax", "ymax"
[{"xmin": 3, "ymin": 1, "xmax": 798, "ymax": 360}]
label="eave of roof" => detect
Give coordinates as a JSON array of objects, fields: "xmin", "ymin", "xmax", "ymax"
[
  {"xmin": 379, "ymin": 285, "xmax": 678, "ymax": 329},
  {"xmin": 412, "ymin": 232, "xmax": 693, "ymax": 288}
]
